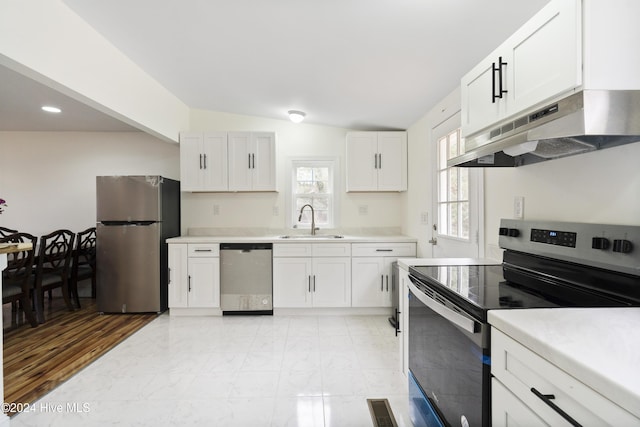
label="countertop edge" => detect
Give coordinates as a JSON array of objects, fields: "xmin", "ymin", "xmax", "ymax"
[{"xmin": 166, "ymin": 235, "xmax": 418, "ymax": 244}]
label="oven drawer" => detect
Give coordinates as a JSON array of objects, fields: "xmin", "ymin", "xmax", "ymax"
[{"xmin": 491, "ymin": 328, "xmax": 638, "ymax": 426}]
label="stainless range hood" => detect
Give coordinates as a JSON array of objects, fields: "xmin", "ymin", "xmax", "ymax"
[{"xmin": 449, "ymin": 90, "xmax": 640, "ymax": 167}]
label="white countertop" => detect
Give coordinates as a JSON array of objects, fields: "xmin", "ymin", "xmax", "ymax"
[
  {"xmin": 167, "ymin": 234, "xmax": 418, "ymax": 244},
  {"xmin": 489, "ymin": 308, "xmax": 640, "ymax": 419}
]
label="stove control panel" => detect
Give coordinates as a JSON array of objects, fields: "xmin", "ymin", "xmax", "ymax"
[
  {"xmin": 531, "ymin": 228, "xmax": 577, "ymax": 247},
  {"xmin": 499, "ymin": 219, "xmax": 640, "ymax": 276}
]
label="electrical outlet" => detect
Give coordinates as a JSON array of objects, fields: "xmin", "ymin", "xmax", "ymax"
[
  {"xmin": 514, "ymin": 196, "xmax": 524, "ymax": 219},
  {"xmin": 420, "ymin": 212, "xmax": 429, "ymax": 225},
  {"xmin": 272, "ymin": 206, "xmax": 279, "ymax": 216},
  {"xmin": 213, "ymin": 204, "xmax": 220, "ymax": 216},
  {"xmin": 358, "ymin": 205, "xmax": 368, "ymax": 215}
]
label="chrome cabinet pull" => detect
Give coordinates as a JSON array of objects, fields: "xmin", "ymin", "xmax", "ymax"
[{"xmin": 530, "ymin": 388, "xmax": 582, "ymax": 427}]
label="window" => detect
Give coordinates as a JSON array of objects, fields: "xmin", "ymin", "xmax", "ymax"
[
  {"xmin": 437, "ymin": 129, "xmax": 470, "ymax": 239},
  {"xmin": 290, "ymin": 159, "xmax": 336, "ymax": 229}
]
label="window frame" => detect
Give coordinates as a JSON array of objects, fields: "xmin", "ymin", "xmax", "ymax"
[{"xmin": 286, "ymin": 157, "xmax": 340, "ymax": 230}]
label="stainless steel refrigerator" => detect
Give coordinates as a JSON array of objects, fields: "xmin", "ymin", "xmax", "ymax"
[{"xmin": 96, "ymin": 175, "xmax": 180, "ymax": 313}]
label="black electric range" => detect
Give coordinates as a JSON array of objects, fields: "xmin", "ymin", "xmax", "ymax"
[{"xmin": 407, "ymin": 219, "xmax": 640, "ymax": 427}]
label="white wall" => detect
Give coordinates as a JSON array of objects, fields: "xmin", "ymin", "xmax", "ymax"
[
  {"xmin": 405, "ymin": 89, "xmax": 461, "ymax": 257},
  {"xmin": 0, "ymin": 132, "xmax": 179, "ymax": 237},
  {"xmin": 0, "ymin": 1, "xmax": 189, "ymax": 142},
  {"xmin": 182, "ymin": 110, "xmax": 405, "ymax": 233},
  {"xmin": 484, "ymin": 142, "xmax": 640, "ymax": 254}
]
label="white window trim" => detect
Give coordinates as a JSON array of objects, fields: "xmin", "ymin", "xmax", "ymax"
[{"xmin": 285, "ymin": 156, "xmax": 341, "ymax": 230}]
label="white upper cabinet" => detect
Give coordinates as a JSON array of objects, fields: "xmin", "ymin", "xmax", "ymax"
[
  {"xmin": 180, "ymin": 132, "xmax": 228, "ymax": 191},
  {"xmin": 346, "ymin": 131, "xmax": 407, "ymax": 192},
  {"xmin": 462, "ymin": 0, "xmax": 640, "ymax": 138},
  {"xmin": 462, "ymin": 0, "xmax": 581, "ymax": 137},
  {"xmin": 228, "ymin": 131, "xmax": 276, "ymax": 192},
  {"xmin": 180, "ymin": 131, "xmax": 276, "ymax": 192}
]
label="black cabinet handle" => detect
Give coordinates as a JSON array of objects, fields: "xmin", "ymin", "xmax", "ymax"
[
  {"xmin": 374, "ymin": 153, "xmax": 378, "ymax": 169},
  {"xmin": 492, "ymin": 56, "xmax": 508, "ymax": 103},
  {"xmin": 188, "ymin": 275, "xmax": 192, "ymax": 292},
  {"xmin": 313, "ymin": 275, "xmax": 316, "ymax": 292},
  {"xmin": 308, "ymin": 275, "xmax": 311, "ymax": 292},
  {"xmin": 252, "ymin": 153, "xmax": 255, "ymax": 169},
  {"xmin": 203, "ymin": 154, "xmax": 207, "ymax": 169},
  {"xmin": 386, "ymin": 275, "xmax": 389, "ymax": 291},
  {"xmin": 168, "ymin": 267, "xmax": 171, "ymax": 284},
  {"xmin": 199, "ymin": 154, "xmax": 203, "ymax": 169},
  {"xmin": 530, "ymin": 388, "xmax": 582, "ymax": 427},
  {"xmin": 378, "ymin": 153, "xmax": 382, "ymax": 169}
]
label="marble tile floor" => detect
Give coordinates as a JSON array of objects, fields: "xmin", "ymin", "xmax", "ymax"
[{"xmin": 10, "ymin": 314, "xmax": 411, "ymax": 426}]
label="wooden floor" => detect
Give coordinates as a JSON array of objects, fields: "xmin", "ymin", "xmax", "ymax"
[{"xmin": 3, "ymin": 293, "xmax": 158, "ymax": 416}]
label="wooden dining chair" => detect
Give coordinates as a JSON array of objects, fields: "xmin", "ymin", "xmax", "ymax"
[
  {"xmin": 0, "ymin": 226, "xmax": 18, "ymax": 238},
  {"xmin": 1, "ymin": 232, "xmax": 38, "ymax": 328},
  {"xmin": 69, "ymin": 227, "xmax": 96, "ymax": 308},
  {"xmin": 33, "ymin": 229, "xmax": 75, "ymax": 323}
]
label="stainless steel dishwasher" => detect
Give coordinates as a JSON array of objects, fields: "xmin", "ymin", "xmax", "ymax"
[{"xmin": 219, "ymin": 243, "xmax": 273, "ymax": 314}]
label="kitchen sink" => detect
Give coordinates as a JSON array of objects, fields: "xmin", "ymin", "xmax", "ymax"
[{"xmin": 279, "ymin": 234, "xmax": 344, "ymax": 239}]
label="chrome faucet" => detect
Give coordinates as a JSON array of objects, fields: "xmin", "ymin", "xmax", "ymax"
[{"xmin": 298, "ymin": 204, "xmax": 317, "ymax": 235}]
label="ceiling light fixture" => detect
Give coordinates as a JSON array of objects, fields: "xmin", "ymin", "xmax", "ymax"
[
  {"xmin": 42, "ymin": 105, "xmax": 62, "ymax": 113},
  {"xmin": 288, "ymin": 110, "xmax": 305, "ymax": 123}
]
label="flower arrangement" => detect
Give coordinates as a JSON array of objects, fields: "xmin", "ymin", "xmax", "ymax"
[{"xmin": 0, "ymin": 198, "xmax": 6, "ymax": 214}]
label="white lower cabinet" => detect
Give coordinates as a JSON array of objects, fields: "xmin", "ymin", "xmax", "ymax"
[
  {"xmin": 351, "ymin": 243, "xmax": 416, "ymax": 307},
  {"xmin": 398, "ymin": 265, "xmax": 410, "ymax": 376},
  {"xmin": 168, "ymin": 243, "xmax": 220, "ymax": 310},
  {"xmin": 491, "ymin": 328, "xmax": 639, "ymax": 426},
  {"xmin": 273, "ymin": 243, "xmax": 351, "ymax": 308}
]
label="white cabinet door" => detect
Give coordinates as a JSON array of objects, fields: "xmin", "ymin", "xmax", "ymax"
[
  {"xmin": 228, "ymin": 132, "xmax": 253, "ymax": 191},
  {"xmin": 201, "ymin": 132, "xmax": 228, "ymax": 191},
  {"xmin": 346, "ymin": 132, "xmax": 378, "ymax": 191},
  {"xmin": 168, "ymin": 244, "xmax": 188, "ymax": 308},
  {"xmin": 398, "ymin": 266, "xmax": 410, "ymax": 376},
  {"xmin": 351, "ymin": 257, "xmax": 386, "ymax": 307},
  {"xmin": 377, "ymin": 132, "xmax": 407, "ymax": 191},
  {"xmin": 507, "ymin": 0, "xmax": 581, "ymax": 114},
  {"xmin": 179, "ymin": 132, "xmax": 228, "ymax": 191},
  {"xmin": 252, "ymin": 132, "xmax": 276, "ymax": 191},
  {"xmin": 187, "ymin": 257, "xmax": 220, "ymax": 308},
  {"xmin": 179, "ymin": 133, "xmax": 205, "ymax": 192},
  {"xmin": 312, "ymin": 257, "xmax": 351, "ymax": 307},
  {"xmin": 228, "ymin": 132, "xmax": 276, "ymax": 191},
  {"xmin": 273, "ymin": 257, "xmax": 313, "ymax": 308},
  {"xmin": 461, "ymin": 55, "xmax": 507, "ymax": 137}
]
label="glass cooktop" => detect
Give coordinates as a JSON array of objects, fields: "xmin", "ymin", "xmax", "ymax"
[{"xmin": 409, "ymin": 263, "xmax": 627, "ymax": 322}]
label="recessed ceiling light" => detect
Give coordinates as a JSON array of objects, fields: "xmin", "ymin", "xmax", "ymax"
[
  {"xmin": 288, "ymin": 110, "xmax": 305, "ymax": 123},
  {"xmin": 42, "ymin": 105, "xmax": 62, "ymax": 113}
]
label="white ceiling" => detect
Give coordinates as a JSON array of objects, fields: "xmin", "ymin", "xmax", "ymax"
[{"xmin": 2, "ymin": 0, "xmax": 550, "ymax": 132}]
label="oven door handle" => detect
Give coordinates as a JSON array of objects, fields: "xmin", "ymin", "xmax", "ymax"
[{"xmin": 408, "ymin": 277, "xmax": 478, "ymax": 334}]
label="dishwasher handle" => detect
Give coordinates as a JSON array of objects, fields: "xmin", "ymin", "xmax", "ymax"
[{"xmin": 220, "ymin": 243, "xmax": 273, "ymax": 251}]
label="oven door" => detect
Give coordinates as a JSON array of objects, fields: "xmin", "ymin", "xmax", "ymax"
[{"xmin": 408, "ymin": 275, "xmax": 490, "ymax": 427}]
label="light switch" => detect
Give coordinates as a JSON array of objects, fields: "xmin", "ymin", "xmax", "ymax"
[
  {"xmin": 514, "ymin": 196, "xmax": 524, "ymax": 219},
  {"xmin": 358, "ymin": 205, "xmax": 368, "ymax": 215},
  {"xmin": 213, "ymin": 204, "xmax": 220, "ymax": 215},
  {"xmin": 420, "ymin": 212, "xmax": 428, "ymax": 225}
]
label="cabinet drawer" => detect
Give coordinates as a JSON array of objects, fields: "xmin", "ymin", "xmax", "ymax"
[
  {"xmin": 492, "ymin": 328, "xmax": 638, "ymax": 426},
  {"xmin": 312, "ymin": 243, "xmax": 351, "ymax": 257},
  {"xmin": 351, "ymin": 242, "xmax": 416, "ymax": 257},
  {"xmin": 187, "ymin": 243, "xmax": 220, "ymax": 257},
  {"xmin": 273, "ymin": 243, "xmax": 312, "ymax": 257}
]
